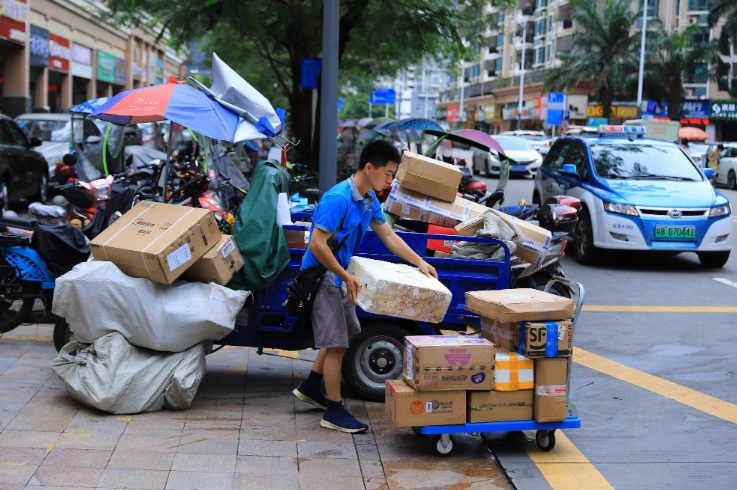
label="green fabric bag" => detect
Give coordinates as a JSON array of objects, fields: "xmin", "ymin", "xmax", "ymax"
[{"xmin": 227, "ymin": 160, "xmax": 292, "ymax": 291}]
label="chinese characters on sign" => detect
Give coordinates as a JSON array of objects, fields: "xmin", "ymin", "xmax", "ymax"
[
  {"xmin": 710, "ymin": 100, "xmax": 737, "ymax": 122},
  {"xmin": 29, "ymin": 25, "xmax": 49, "ymax": 67},
  {"xmin": 49, "ymin": 34, "xmax": 70, "ymax": 72}
]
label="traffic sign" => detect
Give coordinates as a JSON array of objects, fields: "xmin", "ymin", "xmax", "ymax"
[
  {"xmin": 338, "ymin": 98, "xmax": 345, "ymax": 111},
  {"xmin": 562, "ymin": 110, "xmax": 570, "ymax": 121},
  {"xmin": 300, "ymin": 58, "xmax": 322, "ymax": 89},
  {"xmin": 370, "ymin": 88, "xmax": 396, "ymax": 105},
  {"xmin": 548, "ymin": 92, "xmax": 565, "ymax": 109}
]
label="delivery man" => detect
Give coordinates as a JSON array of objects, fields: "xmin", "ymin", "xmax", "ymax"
[{"xmin": 293, "ymin": 139, "xmax": 437, "ymax": 433}]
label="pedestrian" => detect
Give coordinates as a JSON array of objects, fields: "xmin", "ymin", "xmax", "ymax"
[
  {"xmin": 292, "ymin": 139, "xmax": 437, "ymax": 433},
  {"xmin": 680, "ymin": 138, "xmax": 690, "ymax": 155},
  {"xmin": 707, "ymin": 144, "xmax": 724, "ymax": 181}
]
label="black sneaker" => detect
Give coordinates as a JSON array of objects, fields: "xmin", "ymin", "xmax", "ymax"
[
  {"xmin": 320, "ymin": 406, "xmax": 369, "ymax": 433},
  {"xmin": 292, "ymin": 381, "xmax": 328, "ymax": 410}
]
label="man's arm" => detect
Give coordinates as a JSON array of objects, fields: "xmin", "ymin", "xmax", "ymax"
[
  {"xmin": 370, "ymin": 221, "xmax": 438, "ymax": 279},
  {"xmin": 308, "ymin": 228, "xmax": 362, "ymax": 304}
]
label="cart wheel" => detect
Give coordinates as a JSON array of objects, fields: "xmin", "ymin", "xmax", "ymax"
[
  {"xmin": 536, "ymin": 430, "xmax": 556, "ymax": 451},
  {"xmin": 411, "ymin": 427, "xmax": 423, "ymax": 436},
  {"xmin": 433, "ymin": 434, "xmax": 455, "ymax": 456}
]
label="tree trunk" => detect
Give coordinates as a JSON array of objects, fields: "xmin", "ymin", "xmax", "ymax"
[
  {"xmin": 600, "ymin": 88, "xmax": 614, "ymax": 122},
  {"xmin": 287, "ymin": 45, "xmax": 317, "ymax": 167}
]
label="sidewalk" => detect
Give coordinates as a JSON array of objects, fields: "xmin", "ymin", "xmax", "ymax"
[{"xmin": 0, "ymin": 324, "xmax": 512, "ymax": 490}]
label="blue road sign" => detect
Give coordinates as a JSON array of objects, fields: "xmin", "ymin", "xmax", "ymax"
[
  {"xmin": 338, "ymin": 98, "xmax": 345, "ymax": 111},
  {"xmin": 370, "ymin": 88, "xmax": 396, "ymax": 105},
  {"xmin": 300, "ymin": 58, "xmax": 322, "ymax": 89},
  {"xmin": 548, "ymin": 92, "xmax": 565, "ymax": 107}
]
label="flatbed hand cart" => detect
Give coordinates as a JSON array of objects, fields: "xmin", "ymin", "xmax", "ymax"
[{"xmin": 411, "ymin": 277, "xmax": 585, "ymax": 456}]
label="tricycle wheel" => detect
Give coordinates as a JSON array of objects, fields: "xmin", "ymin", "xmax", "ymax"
[
  {"xmin": 536, "ymin": 429, "xmax": 556, "ymax": 451},
  {"xmin": 433, "ymin": 434, "xmax": 455, "ymax": 456},
  {"xmin": 0, "ymin": 279, "xmax": 36, "ymax": 333},
  {"xmin": 53, "ymin": 317, "xmax": 75, "ymax": 352}
]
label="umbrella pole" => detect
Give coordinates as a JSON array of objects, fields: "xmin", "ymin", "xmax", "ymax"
[{"xmin": 162, "ymin": 123, "xmax": 174, "ymax": 203}]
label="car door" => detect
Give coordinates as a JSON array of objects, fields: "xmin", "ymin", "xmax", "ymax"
[
  {"xmin": 539, "ymin": 140, "xmax": 571, "ymax": 200},
  {"xmin": 4, "ymin": 119, "xmax": 44, "ymax": 196},
  {"xmin": 717, "ymin": 147, "xmax": 736, "ymax": 185},
  {"xmin": 83, "ymin": 119, "xmax": 104, "ymax": 172},
  {"xmin": 559, "ymin": 143, "xmax": 588, "ymax": 198},
  {"xmin": 0, "ymin": 119, "xmax": 31, "ymax": 200}
]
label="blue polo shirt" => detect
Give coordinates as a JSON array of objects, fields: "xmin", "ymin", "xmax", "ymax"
[{"xmin": 300, "ymin": 176, "xmax": 386, "ymax": 286}]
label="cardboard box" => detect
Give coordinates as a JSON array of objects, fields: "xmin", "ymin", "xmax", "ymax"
[
  {"xmin": 89, "ymin": 202, "xmax": 221, "ymax": 284},
  {"xmin": 534, "ymin": 358, "xmax": 568, "ymax": 422},
  {"xmin": 396, "ymin": 151, "xmax": 463, "ymax": 202},
  {"xmin": 385, "ymin": 378, "xmax": 466, "ymax": 428},
  {"xmin": 480, "ymin": 318, "xmax": 518, "ymax": 352},
  {"xmin": 283, "ymin": 224, "xmax": 309, "ymax": 249},
  {"xmin": 467, "ymin": 390, "xmax": 533, "ymax": 423},
  {"xmin": 403, "ymin": 335, "xmax": 495, "ymax": 391},
  {"xmin": 182, "ymin": 235, "xmax": 244, "ymax": 286},
  {"xmin": 465, "ymin": 288, "xmax": 575, "ymax": 323},
  {"xmin": 433, "ymin": 251, "xmax": 454, "ymax": 258},
  {"xmin": 519, "ymin": 321, "xmax": 573, "ymax": 358},
  {"xmin": 455, "ymin": 211, "xmax": 552, "ymax": 267},
  {"xmin": 427, "ymin": 225, "xmax": 457, "ymax": 253},
  {"xmin": 383, "ymin": 183, "xmax": 487, "ymax": 228},
  {"xmin": 494, "ymin": 350, "xmax": 534, "ymax": 391}
]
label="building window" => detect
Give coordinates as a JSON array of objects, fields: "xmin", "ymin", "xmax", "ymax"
[
  {"xmin": 547, "ymin": 45, "xmax": 552, "ymax": 62},
  {"xmin": 639, "ymin": 0, "xmax": 659, "ymax": 17},
  {"xmin": 685, "ymin": 62, "xmax": 708, "ymax": 83},
  {"xmin": 450, "ymin": 74, "xmax": 457, "ymax": 83},
  {"xmin": 689, "ymin": 27, "xmax": 709, "ymax": 46},
  {"xmin": 496, "ymin": 58, "xmax": 503, "ymax": 73},
  {"xmin": 499, "ymin": 11, "xmax": 505, "ymax": 24},
  {"xmin": 536, "ymin": 18, "xmax": 546, "ymax": 36},
  {"xmin": 688, "ymin": 0, "xmax": 709, "ymax": 10},
  {"xmin": 549, "ymin": 16, "xmax": 553, "ymax": 32},
  {"xmin": 498, "ymin": 33, "xmax": 504, "ymax": 47},
  {"xmin": 469, "ymin": 64, "xmax": 480, "ymax": 78},
  {"xmin": 536, "ymin": 0, "xmax": 547, "ymax": 8}
]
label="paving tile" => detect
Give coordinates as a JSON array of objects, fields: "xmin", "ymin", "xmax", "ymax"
[
  {"xmin": 41, "ymin": 448, "xmax": 112, "ymax": 469},
  {"xmin": 0, "ymin": 387, "xmax": 39, "ymax": 404},
  {"xmin": 241, "ymin": 394, "xmax": 294, "ymax": 415},
  {"xmin": 355, "ymin": 443, "xmax": 381, "ymax": 461},
  {"xmin": 359, "ymin": 460, "xmax": 386, "ymax": 479},
  {"xmin": 0, "ymin": 463, "xmax": 39, "ymax": 485},
  {"xmin": 0, "ymin": 359, "xmax": 54, "ymax": 380},
  {"xmin": 0, "ymin": 448, "xmax": 47, "ymax": 484},
  {"xmin": 5, "ymin": 416, "xmax": 73, "ymax": 433},
  {"xmin": 239, "ymin": 426, "xmax": 296, "ymax": 442},
  {"xmin": 363, "ymin": 477, "xmax": 389, "ymax": 490},
  {"xmin": 64, "ymin": 418, "xmax": 127, "ymax": 436},
  {"xmin": 27, "ymin": 466, "xmax": 103, "ymax": 487},
  {"xmin": 122, "ymin": 422, "xmax": 184, "ymax": 437},
  {"xmin": 129, "ymin": 411, "xmax": 189, "ymax": 423},
  {"xmin": 175, "ymin": 429, "xmax": 239, "ymax": 455},
  {"xmin": 188, "ymin": 397, "xmax": 243, "ymax": 413},
  {"xmin": 56, "ymin": 428, "xmax": 122, "ymax": 452},
  {"xmin": 294, "ymin": 427, "xmax": 353, "ymax": 444},
  {"xmin": 297, "ymin": 457, "xmax": 362, "ymax": 477},
  {"xmin": 0, "ymin": 431, "xmax": 60, "ymax": 449},
  {"xmin": 232, "ymin": 473, "xmax": 299, "ymax": 490},
  {"xmin": 164, "ymin": 471, "xmax": 233, "ymax": 490},
  {"xmin": 239, "ymin": 412, "xmax": 295, "ymax": 428},
  {"xmin": 170, "ymin": 453, "xmax": 236, "ymax": 473},
  {"xmin": 184, "ymin": 411, "xmax": 241, "ymax": 429},
  {"xmin": 237, "ymin": 440, "xmax": 296, "ymax": 458},
  {"xmin": 96, "ymin": 469, "xmax": 169, "ymax": 489},
  {"xmin": 234, "ymin": 456, "xmax": 297, "ymax": 476},
  {"xmin": 114, "ymin": 434, "xmax": 180, "ymax": 453},
  {"xmin": 106, "ymin": 451, "xmax": 175, "ymax": 471},
  {"xmin": 296, "ymin": 442, "xmax": 357, "ymax": 460},
  {"xmin": 298, "ymin": 475, "xmax": 365, "ymax": 489},
  {"xmin": 16, "ymin": 393, "xmax": 80, "ymax": 419},
  {"xmin": 0, "ymin": 484, "xmax": 23, "ymax": 490}
]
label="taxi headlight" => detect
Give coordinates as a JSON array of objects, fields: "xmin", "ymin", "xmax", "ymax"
[
  {"xmin": 709, "ymin": 204, "xmax": 731, "ymax": 218},
  {"xmin": 603, "ymin": 201, "xmax": 638, "ymax": 216}
]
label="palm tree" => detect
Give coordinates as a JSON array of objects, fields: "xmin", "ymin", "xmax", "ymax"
[
  {"xmin": 708, "ymin": 0, "xmax": 737, "ymax": 97},
  {"xmin": 544, "ymin": 0, "xmax": 640, "ymax": 122}
]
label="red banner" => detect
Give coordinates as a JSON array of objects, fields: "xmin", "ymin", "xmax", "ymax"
[
  {"xmin": 0, "ymin": 0, "xmax": 27, "ymax": 44},
  {"xmin": 49, "ymin": 34, "xmax": 70, "ymax": 72}
]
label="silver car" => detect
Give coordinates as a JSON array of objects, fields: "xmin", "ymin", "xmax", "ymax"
[{"xmin": 499, "ymin": 130, "xmax": 552, "ymax": 155}]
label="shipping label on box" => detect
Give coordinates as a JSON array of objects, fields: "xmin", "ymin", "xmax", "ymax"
[
  {"xmin": 480, "ymin": 318, "xmax": 518, "ymax": 352},
  {"xmin": 385, "ymin": 379, "xmax": 466, "ymax": 427},
  {"xmin": 383, "ymin": 183, "xmax": 487, "ymax": 228},
  {"xmin": 467, "ymin": 389, "xmax": 533, "ymax": 423},
  {"xmin": 534, "ymin": 357, "xmax": 568, "ymax": 422},
  {"xmin": 396, "ymin": 151, "xmax": 463, "ymax": 203},
  {"xmin": 89, "ymin": 201, "xmax": 221, "ymax": 284},
  {"xmin": 518, "ymin": 321, "xmax": 573, "ymax": 358},
  {"xmin": 465, "ymin": 288, "xmax": 575, "ymax": 323},
  {"xmin": 403, "ymin": 335, "xmax": 495, "ymax": 391},
  {"xmin": 182, "ymin": 235, "xmax": 244, "ymax": 286},
  {"xmin": 494, "ymin": 350, "xmax": 534, "ymax": 391}
]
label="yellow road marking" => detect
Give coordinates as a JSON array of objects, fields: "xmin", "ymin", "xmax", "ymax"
[
  {"xmin": 582, "ymin": 305, "xmax": 737, "ymax": 313},
  {"xmin": 0, "ymin": 336, "xmax": 52, "ymax": 342},
  {"xmin": 575, "ymin": 347, "xmax": 737, "ymax": 425},
  {"xmin": 526, "ymin": 430, "xmax": 614, "ymax": 490}
]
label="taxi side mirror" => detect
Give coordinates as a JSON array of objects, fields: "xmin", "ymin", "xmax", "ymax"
[
  {"xmin": 560, "ymin": 164, "xmax": 578, "ymax": 176},
  {"xmin": 703, "ymin": 168, "xmax": 715, "ymax": 180}
]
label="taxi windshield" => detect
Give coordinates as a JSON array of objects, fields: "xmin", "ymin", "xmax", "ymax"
[{"xmin": 591, "ymin": 143, "xmax": 704, "ymax": 181}]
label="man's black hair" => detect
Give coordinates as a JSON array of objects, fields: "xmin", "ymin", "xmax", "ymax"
[
  {"xmin": 718, "ymin": 144, "xmax": 725, "ymax": 149},
  {"xmin": 358, "ymin": 139, "xmax": 400, "ymax": 170}
]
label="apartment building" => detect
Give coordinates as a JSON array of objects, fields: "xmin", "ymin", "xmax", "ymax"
[{"xmin": 392, "ymin": 62, "xmax": 448, "ymax": 120}]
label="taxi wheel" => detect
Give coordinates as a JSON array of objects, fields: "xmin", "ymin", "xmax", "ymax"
[
  {"xmin": 698, "ymin": 251, "xmax": 730, "ymax": 268},
  {"xmin": 574, "ymin": 208, "xmax": 598, "ymax": 265},
  {"xmin": 728, "ymin": 170, "xmax": 736, "ymax": 190}
]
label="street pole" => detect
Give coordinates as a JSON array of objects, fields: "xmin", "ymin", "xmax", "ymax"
[
  {"xmin": 518, "ymin": 19, "xmax": 527, "ymax": 131},
  {"xmin": 369, "ymin": 101, "xmax": 372, "ymax": 118},
  {"xmin": 319, "ymin": 0, "xmax": 339, "ymax": 194},
  {"xmin": 636, "ymin": 0, "xmax": 648, "ymax": 115},
  {"xmin": 385, "ymin": 103, "xmax": 388, "ymax": 118},
  {"xmin": 459, "ymin": 65, "xmax": 464, "ymax": 129}
]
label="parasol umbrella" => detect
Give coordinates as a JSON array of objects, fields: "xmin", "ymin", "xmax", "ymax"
[
  {"xmin": 452, "ymin": 130, "xmax": 505, "ymax": 154},
  {"xmin": 387, "ymin": 118, "xmax": 443, "ymax": 132},
  {"xmin": 679, "ymin": 126, "xmax": 710, "ymax": 141},
  {"xmin": 71, "ymin": 97, "xmax": 110, "ymax": 114}
]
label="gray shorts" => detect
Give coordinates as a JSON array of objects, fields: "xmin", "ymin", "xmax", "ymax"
[{"xmin": 311, "ymin": 285, "xmax": 361, "ymax": 349}]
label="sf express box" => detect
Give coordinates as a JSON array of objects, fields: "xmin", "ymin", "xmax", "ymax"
[
  {"xmin": 480, "ymin": 318, "xmax": 518, "ymax": 352},
  {"xmin": 403, "ymin": 335, "xmax": 495, "ymax": 391},
  {"xmin": 383, "ymin": 183, "xmax": 487, "ymax": 229},
  {"xmin": 534, "ymin": 357, "xmax": 568, "ymax": 423},
  {"xmin": 395, "ymin": 151, "xmax": 463, "ymax": 203},
  {"xmin": 89, "ymin": 201, "xmax": 221, "ymax": 284},
  {"xmin": 465, "ymin": 289, "xmax": 574, "ymax": 323},
  {"xmin": 385, "ymin": 379, "xmax": 466, "ymax": 428},
  {"xmin": 467, "ymin": 390, "xmax": 533, "ymax": 423},
  {"xmin": 518, "ymin": 321, "xmax": 573, "ymax": 358},
  {"xmin": 182, "ymin": 235, "xmax": 244, "ymax": 286}
]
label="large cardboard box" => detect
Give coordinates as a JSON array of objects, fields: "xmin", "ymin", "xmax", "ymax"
[
  {"xmin": 534, "ymin": 358, "xmax": 568, "ymax": 422},
  {"xmin": 396, "ymin": 151, "xmax": 463, "ymax": 202},
  {"xmin": 455, "ymin": 211, "xmax": 552, "ymax": 267},
  {"xmin": 385, "ymin": 378, "xmax": 466, "ymax": 428},
  {"xmin": 403, "ymin": 335, "xmax": 495, "ymax": 391},
  {"xmin": 467, "ymin": 390, "xmax": 533, "ymax": 423},
  {"xmin": 465, "ymin": 289, "xmax": 575, "ymax": 323},
  {"xmin": 494, "ymin": 350, "xmax": 534, "ymax": 391},
  {"xmin": 383, "ymin": 183, "xmax": 487, "ymax": 228},
  {"xmin": 519, "ymin": 321, "xmax": 573, "ymax": 358},
  {"xmin": 183, "ymin": 235, "xmax": 244, "ymax": 286},
  {"xmin": 480, "ymin": 318, "xmax": 518, "ymax": 352},
  {"xmin": 89, "ymin": 201, "xmax": 221, "ymax": 284}
]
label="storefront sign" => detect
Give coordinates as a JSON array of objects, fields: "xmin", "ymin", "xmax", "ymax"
[
  {"xmin": 0, "ymin": 0, "xmax": 28, "ymax": 44},
  {"xmin": 586, "ymin": 105, "xmax": 638, "ymax": 119},
  {"xmin": 97, "ymin": 50, "xmax": 115, "ymax": 83},
  {"xmin": 114, "ymin": 57, "xmax": 127, "ymax": 85},
  {"xmin": 483, "ymin": 104, "xmax": 498, "ymax": 121},
  {"xmin": 710, "ymin": 100, "xmax": 737, "ymax": 121},
  {"xmin": 49, "ymin": 34, "xmax": 70, "ymax": 72},
  {"xmin": 29, "ymin": 25, "xmax": 49, "ymax": 67},
  {"xmin": 680, "ymin": 100, "xmax": 710, "ymax": 125},
  {"xmin": 72, "ymin": 43, "xmax": 92, "ymax": 79},
  {"xmin": 132, "ymin": 62, "xmax": 142, "ymax": 78},
  {"xmin": 588, "ymin": 117, "xmax": 608, "ymax": 126},
  {"xmin": 446, "ymin": 106, "xmax": 459, "ymax": 122},
  {"xmin": 533, "ymin": 97, "xmax": 542, "ymax": 119}
]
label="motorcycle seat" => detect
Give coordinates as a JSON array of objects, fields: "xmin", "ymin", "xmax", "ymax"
[
  {"xmin": 0, "ymin": 216, "xmax": 38, "ymax": 230},
  {"xmin": 28, "ymin": 203, "xmax": 67, "ymax": 220}
]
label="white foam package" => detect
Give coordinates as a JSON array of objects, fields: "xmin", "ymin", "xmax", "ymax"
[
  {"xmin": 52, "ymin": 332, "xmax": 206, "ymax": 414},
  {"xmin": 345, "ymin": 257, "xmax": 452, "ymax": 323},
  {"xmin": 52, "ymin": 261, "xmax": 250, "ymax": 352}
]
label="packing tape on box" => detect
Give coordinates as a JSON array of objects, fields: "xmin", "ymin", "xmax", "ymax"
[
  {"xmin": 99, "ymin": 205, "xmax": 153, "ymax": 261},
  {"xmin": 482, "ymin": 319, "xmax": 513, "ymax": 340},
  {"xmin": 494, "ymin": 351, "xmax": 534, "ymax": 391},
  {"xmin": 519, "ymin": 322, "xmax": 564, "ymax": 357},
  {"xmin": 536, "ymin": 385, "xmax": 567, "ymax": 396},
  {"xmin": 139, "ymin": 208, "xmax": 196, "ymax": 281},
  {"xmin": 386, "ymin": 184, "xmax": 471, "ymax": 223}
]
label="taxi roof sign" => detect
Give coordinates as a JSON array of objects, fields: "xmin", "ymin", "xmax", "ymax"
[{"xmin": 597, "ymin": 125, "xmax": 647, "ymax": 137}]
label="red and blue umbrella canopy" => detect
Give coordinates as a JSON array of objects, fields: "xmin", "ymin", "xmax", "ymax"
[
  {"xmin": 387, "ymin": 118, "xmax": 443, "ymax": 132},
  {"xmin": 91, "ymin": 77, "xmax": 240, "ymax": 142}
]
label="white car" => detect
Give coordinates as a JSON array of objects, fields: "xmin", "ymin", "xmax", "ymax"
[
  {"xmin": 716, "ymin": 145, "xmax": 737, "ymax": 189},
  {"xmin": 488, "ymin": 136, "xmax": 543, "ymax": 178},
  {"xmin": 499, "ymin": 130, "xmax": 552, "ymax": 155}
]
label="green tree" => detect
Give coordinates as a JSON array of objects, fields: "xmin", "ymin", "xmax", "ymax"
[
  {"xmin": 103, "ymin": 0, "xmax": 497, "ymax": 167},
  {"xmin": 544, "ymin": 0, "xmax": 640, "ymax": 121},
  {"xmin": 708, "ymin": 0, "xmax": 737, "ymax": 97}
]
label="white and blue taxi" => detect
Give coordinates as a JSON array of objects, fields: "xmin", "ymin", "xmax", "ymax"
[{"xmin": 533, "ymin": 125, "xmax": 732, "ymax": 267}]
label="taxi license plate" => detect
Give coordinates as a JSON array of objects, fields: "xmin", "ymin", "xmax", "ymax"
[
  {"xmin": 511, "ymin": 165, "xmax": 527, "ymax": 172},
  {"xmin": 654, "ymin": 225, "xmax": 696, "ymax": 240}
]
